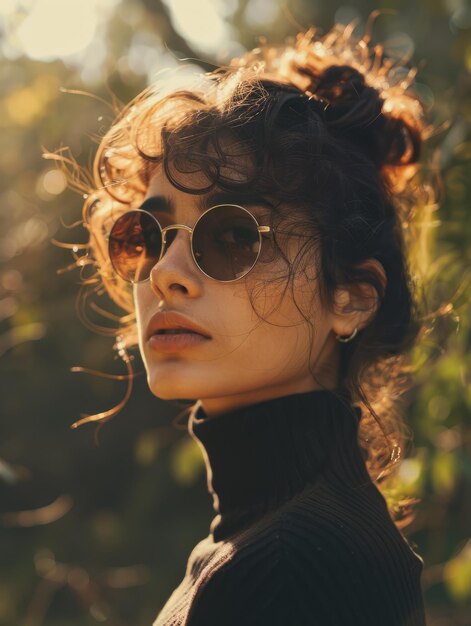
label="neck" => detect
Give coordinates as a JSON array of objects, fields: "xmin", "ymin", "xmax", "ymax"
[{"xmin": 188, "ymin": 387, "xmax": 371, "ymax": 541}]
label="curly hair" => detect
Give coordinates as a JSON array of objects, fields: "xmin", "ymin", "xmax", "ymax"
[{"xmin": 45, "ymin": 18, "xmax": 450, "ymax": 530}]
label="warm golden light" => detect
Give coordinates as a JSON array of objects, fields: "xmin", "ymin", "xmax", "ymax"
[
  {"xmin": 16, "ymin": 0, "xmax": 98, "ymax": 60},
  {"xmin": 162, "ymin": 0, "xmax": 231, "ymax": 55}
]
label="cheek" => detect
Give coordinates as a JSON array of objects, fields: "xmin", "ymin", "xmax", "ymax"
[
  {"xmin": 244, "ymin": 258, "xmax": 310, "ymax": 327},
  {"xmin": 241, "ymin": 277, "xmax": 313, "ymax": 349},
  {"xmin": 246, "ymin": 260, "xmax": 323, "ymax": 347}
]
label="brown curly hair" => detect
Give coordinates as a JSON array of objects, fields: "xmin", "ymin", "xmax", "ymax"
[{"xmin": 45, "ymin": 18, "xmax": 450, "ymax": 530}]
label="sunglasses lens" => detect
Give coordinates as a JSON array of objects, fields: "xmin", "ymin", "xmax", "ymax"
[
  {"xmin": 192, "ymin": 205, "xmax": 261, "ymax": 281},
  {"xmin": 108, "ymin": 211, "xmax": 162, "ymax": 283}
]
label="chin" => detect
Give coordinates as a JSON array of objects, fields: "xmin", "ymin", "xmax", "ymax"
[
  {"xmin": 145, "ymin": 369, "xmax": 206, "ymax": 401},
  {"xmin": 149, "ymin": 387, "xmax": 199, "ymax": 402},
  {"xmin": 147, "ymin": 378, "xmax": 193, "ymax": 401}
]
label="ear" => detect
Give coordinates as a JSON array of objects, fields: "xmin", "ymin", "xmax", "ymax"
[{"xmin": 331, "ymin": 259, "xmax": 387, "ymax": 337}]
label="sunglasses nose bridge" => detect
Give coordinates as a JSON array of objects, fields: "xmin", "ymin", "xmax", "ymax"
[{"xmin": 160, "ymin": 223, "xmax": 193, "ymax": 256}]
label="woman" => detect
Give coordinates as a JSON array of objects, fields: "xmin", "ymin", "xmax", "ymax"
[{"xmin": 56, "ymin": 18, "xmax": 433, "ymax": 626}]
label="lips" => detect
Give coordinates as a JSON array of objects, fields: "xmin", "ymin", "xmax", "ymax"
[
  {"xmin": 156, "ymin": 329, "xmax": 200, "ymax": 335},
  {"xmin": 146, "ymin": 310, "xmax": 212, "ymax": 340}
]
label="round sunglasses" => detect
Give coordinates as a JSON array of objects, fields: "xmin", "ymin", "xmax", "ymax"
[{"xmin": 106, "ymin": 203, "xmax": 276, "ymax": 283}]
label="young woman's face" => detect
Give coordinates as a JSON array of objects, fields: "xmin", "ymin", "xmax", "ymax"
[{"xmin": 133, "ymin": 163, "xmax": 340, "ymax": 417}]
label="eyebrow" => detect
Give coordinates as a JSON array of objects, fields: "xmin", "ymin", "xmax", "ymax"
[{"xmin": 138, "ymin": 191, "xmax": 275, "ymax": 215}]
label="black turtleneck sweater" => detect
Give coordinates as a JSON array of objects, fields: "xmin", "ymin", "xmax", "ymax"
[{"xmin": 152, "ymin": 388, "xmax": 427, "ymax": 626}]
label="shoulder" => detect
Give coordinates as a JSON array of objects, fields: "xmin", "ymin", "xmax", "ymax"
[
  {"xmin": 185, "ymin": 522, "xmax": 302, "ymax": 626},
  {"xmin": 186, "ymin": 490, "xmax": 426, "ymax": 626},
  {"xmin": 280, "ymin": 483, "xmax": 424, "ymax": 568},
  {"xmin": 278, "ymin": 486, "xmax": 426, "ymax": 609}
]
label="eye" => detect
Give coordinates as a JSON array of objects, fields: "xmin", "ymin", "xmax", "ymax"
[
  {"xmin": 143, "ymin": 228, "xmax": 161, "ymax": 249},
  {"xmin": 217, "ymin": 225, "xmax": 259, "ymax": 250}
]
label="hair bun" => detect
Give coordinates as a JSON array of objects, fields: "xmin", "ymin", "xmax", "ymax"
[
  {"xmin": 305, "ymin": 64, "xmax": 420, "ymax": 169},
  {"xmin": 312, "ymin": 65, "xmax": 381, "ymax": 128},
  {"xmin": 229, "ymin": 23, "xmax": 433, "ymax": 182}
]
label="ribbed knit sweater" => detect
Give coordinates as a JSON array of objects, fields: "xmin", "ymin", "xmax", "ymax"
[{"xmin": 153, "ymin": 388, "xmax": 427, "ymax": 626}]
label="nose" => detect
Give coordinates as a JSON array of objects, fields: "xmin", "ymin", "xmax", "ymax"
[{"xmin": 149, "ymin": 225, "xmax": 201, "ymax": 296}]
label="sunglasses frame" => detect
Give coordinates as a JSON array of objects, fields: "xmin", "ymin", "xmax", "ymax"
[{"xmin": 106, "ymin": 203, "xmax": 274, "ymax": 284}]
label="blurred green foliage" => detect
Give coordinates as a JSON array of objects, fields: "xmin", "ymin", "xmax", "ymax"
[{"xmin": 0, "ymin": 0, "xmax": 470, "ymax": 624}]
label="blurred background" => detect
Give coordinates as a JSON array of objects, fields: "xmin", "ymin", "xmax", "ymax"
[{"xmin": 0, "ymin": 0, "xmax": 470, "ymax": 624}]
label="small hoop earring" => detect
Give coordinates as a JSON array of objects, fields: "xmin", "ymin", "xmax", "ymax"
[{"xmin": 335, "ymin": 327, "xmax": 358, "ymax": 343}]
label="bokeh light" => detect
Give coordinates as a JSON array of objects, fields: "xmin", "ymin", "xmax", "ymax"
[
  {"xmin": 42, "ymin": 170, "xmax": 67, "ymax": 196},
  {"xmin": 245, "ymin": 0, "xmax": 280, "ymax": 27},
  {"xmin": 1, "ymin": 269, "xmax": 23, "ymax": 292},
  {"xmin": 162, "ymin": 0, "xmax": 233, "ymax": 55},
  {"xmin": 17, "ymin": 0, "xmax": 99, "ymax": 60}
]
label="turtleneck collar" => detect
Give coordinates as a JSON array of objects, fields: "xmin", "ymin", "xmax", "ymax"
[{"xmin": 188, "ymin": 388, "xmax": 372, "ymax": 542}]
